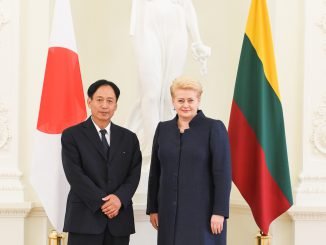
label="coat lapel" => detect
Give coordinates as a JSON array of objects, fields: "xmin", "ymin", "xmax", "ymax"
[
  {"xmin": 109, "ymin": 123, "xmax": 124, "ymax": 163},
  {"xmin": 82, "ymin": 117, "xmax": 107, "ymax": 160}
]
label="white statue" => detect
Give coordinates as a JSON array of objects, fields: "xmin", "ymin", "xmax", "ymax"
[{"xmin": 128, "ymin": 0, "xmax": 210, "ymax": 156}]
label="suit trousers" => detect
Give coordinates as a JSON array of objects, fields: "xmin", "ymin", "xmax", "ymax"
[{"xmin": 68, "ymin": 225, "xmax": 130, "ymax": 245}]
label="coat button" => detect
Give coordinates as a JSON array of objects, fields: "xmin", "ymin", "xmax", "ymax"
[{"xmin": 172, "ymin": 201, "xmax": 177, "ymax": 206}]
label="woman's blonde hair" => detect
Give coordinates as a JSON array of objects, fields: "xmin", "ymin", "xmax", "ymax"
[{"xmin": 170, "ymin": 76, "xmax": 203, "ymax": 98}]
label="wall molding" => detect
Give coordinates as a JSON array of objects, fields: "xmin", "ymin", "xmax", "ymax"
[
  {"xmin": 0, "ymin": 103, "xmax": 11, "ymax": 150},
  {"xmin": 295, "ymin": 172, "xmax": 326, "ymax": 209},
  {"xmin": 26, "ymin": 202, "xmax": 48, "ymax": 218},
  {"xmin": 0, "ymin": 168, "xmax": 24, "ymax": 202},
  {"xmin": 0, "ymin": 0, "xmax": 9, "ymax": 31},
  {"xmin": 311, "ymin": 94, "xmax": 326, "ymax": 155},
  {"xmin": 28, "ymin": 200, "xmax": 289, "ymax": 222},
  {"xmin": 28, "ymin": 206, "xmax": 46, "ymax": 218},
  {"xmin": 316, "ymin": 0, "xmax": 326, "ymax": 53},
  {"xmin": 289, "ymin": 206, "xmax": 326, "ymax": 221},
  {"xmin": 0, "ymin": 183, "xmax": 23, "ymax": 191},
  {"xmin": 0, "ymin": 168, "xmax": 22, "ymax": 178},
  {"xmin": 0, "ymin": 202, "xmax": 32, "ymax": 218},
  {"xmin": 297, "ymin": 173, "xmax": 326, "ymax": 193},
  {"xmin": 0, "ymin": 169, "xmax": 23, "ymax": 191}
]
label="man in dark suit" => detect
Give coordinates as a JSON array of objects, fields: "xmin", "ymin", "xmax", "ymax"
[{"xmin": 61, "ymin": 79, "xmax": 142, "ymax": 245}]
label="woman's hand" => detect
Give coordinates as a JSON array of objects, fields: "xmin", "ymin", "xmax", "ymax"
[
  {"xmin": 210, "ymin": 214, "xmax": 224, "ymax": 235},
  {"xmin": 150, "ymin": 213, "xmax": 159, "ymax": 230}
]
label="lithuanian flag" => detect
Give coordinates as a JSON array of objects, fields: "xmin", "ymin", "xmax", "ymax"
[{"xmin": 228, "ymin": 0, "xmax": 293, "ymax": 234}]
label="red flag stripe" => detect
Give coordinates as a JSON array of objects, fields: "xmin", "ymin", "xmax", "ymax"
[
  {"xmin": 229, "ymin": 101, "xmax": 292, "ymax": 233},
  {"xmin": 37, "ymin": 47, "xmax": 86, "ymax": 134}
]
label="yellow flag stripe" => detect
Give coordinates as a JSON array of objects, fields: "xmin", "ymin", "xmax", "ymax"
[{"xmin": 245, "ymin": 0, "xmax": 280, "ymax": 99}]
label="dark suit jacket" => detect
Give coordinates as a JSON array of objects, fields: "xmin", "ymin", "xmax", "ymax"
[{"xmin": 61, "ymin": 117, "xmax": 142, "ymax": 236}]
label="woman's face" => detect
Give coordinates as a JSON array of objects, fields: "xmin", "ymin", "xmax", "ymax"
[{"xmin": 172, "ymin": 88, "xmax": 200, "ymax": 121}]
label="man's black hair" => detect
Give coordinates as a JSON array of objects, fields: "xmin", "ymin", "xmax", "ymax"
[{"xmin": 87, "ymin": 79, "xmax": 120, "ymax": 101}]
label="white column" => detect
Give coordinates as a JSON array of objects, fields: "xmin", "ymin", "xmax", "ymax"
[
  {"xmin": 0, "ymin": 0, "xmax": 24, "ymax": 202},
  {"xmin": 289, "ymin": 1, "xmax": 326, "ymax": 244},
  {"xmin": 0, "ymin": 0, "xmax": 31, "ymax": 244}
]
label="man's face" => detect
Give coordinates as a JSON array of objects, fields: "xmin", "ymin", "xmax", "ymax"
[{"xmin": 87, "ymin": 85, "xmax": 117, "ymax": 126}]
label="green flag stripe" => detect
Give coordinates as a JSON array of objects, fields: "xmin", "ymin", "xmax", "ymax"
[{"xmin": 233, "ymin": 34, "xmax": 293, "ymax": 204}]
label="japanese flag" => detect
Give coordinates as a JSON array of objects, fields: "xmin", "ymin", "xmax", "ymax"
[{"xmin": 31, "ymin": 0, "xmax": 86, "ymax": 231}]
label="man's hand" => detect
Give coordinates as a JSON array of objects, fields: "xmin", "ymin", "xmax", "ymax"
[{"xmin": 101, "ymin": 194, "xmax": 122, "ymax": 219}]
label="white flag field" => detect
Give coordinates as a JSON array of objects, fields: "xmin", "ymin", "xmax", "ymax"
[{"xmin": 30, "ymin": 0, "xmax": 86, "ymax": 231}]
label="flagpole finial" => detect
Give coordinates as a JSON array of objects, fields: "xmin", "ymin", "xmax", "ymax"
[
  {"xmin": 48, "ymin": 230, "xmax": 65, "ymax": 245},
  {"xmin": 256, "ymin": 231, "xmax": 271, "ymax": 245},
  {"xmin": 260, "ymin": 230, "xmax": 268, "ymax": 236}
]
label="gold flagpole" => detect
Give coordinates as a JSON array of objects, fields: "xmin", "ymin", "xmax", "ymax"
[
  {"xmin": 256, "ymin": 231, "xmax": 271, "ymax": 245},
  {"xmin": 48, "ymin": 230, "xmax": 65, "ymax": 245}
]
